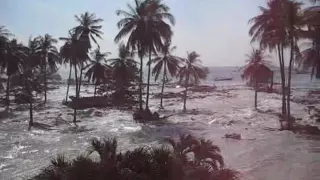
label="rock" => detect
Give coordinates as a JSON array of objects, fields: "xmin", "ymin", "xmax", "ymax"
[
  {"xmin": 224, "ymin": 133, "xmax": 241, "ymax": 140},
  {"xmin": 316, "ymin": 118, "xmax": 320, "ymax": 123}
]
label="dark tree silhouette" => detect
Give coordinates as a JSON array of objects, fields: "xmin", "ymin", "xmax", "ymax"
[
  {"xmin": 84, "ymin": 48, "xmax": 110, "ymax": 96},
  {"xmin": 115, "ymin": 0, "xmax": 175, "ymax": 110},
  {"xmin": 242, "ymin": 48, "xmax": 272, "ymax": 109},
  {"xmin": 36, "ymin": 34, "xmax": 60, "ymax": 103},
  {"xmin": 31, "ymin": 135, "xmax": 238, "ymax": 180},
  {"xmin": 178, "ymin": 51, "xmax": 208, "ymax": 112},
  {"xmin": 150, "ymin": 41, "xmax": 181, "ymax": 108}
]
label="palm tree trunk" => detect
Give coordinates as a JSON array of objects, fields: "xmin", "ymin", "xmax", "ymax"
[
  {"xmin": 5, "ymin": 75, "xmax": 10, "ymax": 109},
  {"xmin": 77, "ymin": 64, "xmax": 83, "ymax": 97},
  {"xmin": 94, "ymin": 82, "xmax": 97, "ymax": 97},
  {"xmin": 145, "ymin": 50, "xmax": 152, "ymax": 110},
  {"xmin": 160, "ymin": 62, "xmax": 167, "ymax": 109},
  {"xmin": 270, "ymin": 71, "xmax": 274, "ymax": 90},
  {"xmin": 278, "ymin": 44, "xmax": 287, "ymax": 116},
  {"xmin": 65, "ymin": 63, "xmax": 72, "ymax": 102},
  {"xmin": 287, "ymin": 38, "xmax": 295, "ymax": 130},
  {"xmin": 73, "ymin": 61, "xmax": 78, "ymax": 125},
  {"xmin": 183, "ymin": 71, "xmax": 190, "ymax": 112},
  {"xmin": 139, "ymin": 54, "xmax": 143, "ymax": 110},
  {"xmin": 254, "ymin": 78, "xmax": 258, "ymax": 109},
  {"xmin": 28, "ymin": 102, "xmax": 33, "ymax": 131},
  {"xmin": 44, "ymin": 57, "xmax": 47, "ymax": 103}
]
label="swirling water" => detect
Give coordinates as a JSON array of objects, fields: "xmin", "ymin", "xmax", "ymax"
[{"xmin": 0, "ymin": 67, "xmax": 320, "ymax": 180}]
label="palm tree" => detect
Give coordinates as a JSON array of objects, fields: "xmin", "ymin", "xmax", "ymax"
[
  {"xmin": 84, "ymin": 48, "xmax": 110, "ymax": 96},
  {"xmin": 178, "ymin": 51, "xmax": 208, "ymax": 112},
  {"xmin": 249, "ymin": 0, "xmax": 302, "ymax": 129},
  {"xmin": 150, "ymin": 41, "xmax": 181, "ymax": 108},
  {"xmin": 59, "ymin": 35, "xmax": 73, "ymax": 102},
  {"xmin": 115, "ymin": 0, "xmax": 175, "ymax": 110},
  {"xmin": 1, "ymin": 39, "xmax": 26, "ymax": 108},
  {"xmin": 242, "ymin": 48, "xmax": 272, "ymax": 109},
  {"xmin": 36, "ymin": 34, "xmax": 60, "ymax": 103},
  {"xmin": 72, "ymin": 12, "xmax": 103, "ymax": 95},
  {"xmin": 59, "ymin": 32, "xmax": 88, "ymax": 124},
  {"xmin": 108, "ymin": 43, "xmax": 138, "ymax": 95},
  {"xmin": 295, "ymin": 5, "xmax": 320, "ymax": 79}
]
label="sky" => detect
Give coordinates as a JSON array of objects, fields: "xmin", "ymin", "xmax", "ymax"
[{"xmin": 1, "ymin": 0, "xmax": 270, "ymax": 68}]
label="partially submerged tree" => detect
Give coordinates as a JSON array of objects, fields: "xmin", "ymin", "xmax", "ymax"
[
  {"xmin": 72, "ymin": 12, "xmax": 103, "ymax": 96},
  {"xmin": 115, "ymin": 0, "xmax": 175, "ymax": 110},
  {"xmin": 108, "ymin": 43, "xmax": 139, "ymax": 104},
  {"xmin": 36, "ymin": 34, "xmax": 60, "ymax": 103},
  {"xmin": 1, "ymin": 39, "xmax": 25, "ymax": 108},
  {"xmin": 178, "ymin": 51, "xmax": 208, "ymax": 112},
  {"xmin": 242, "ymin": 48, "xmax": 272, "ymax": 109},
  {"xmin": 150, "ymin": 41, "xmax": 181, "ymax": 109},
  {"xmin": 84, "ymin": 48, "xmax": 110, "ymax": 96},
  {"xmin": 249, "ymin": 0, "xmax": 302, "ymax": 129}
]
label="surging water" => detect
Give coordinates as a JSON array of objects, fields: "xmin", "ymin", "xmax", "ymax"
[{"xmin": 0, "ymin": 69, "xmax": 320, "ymax": 180}]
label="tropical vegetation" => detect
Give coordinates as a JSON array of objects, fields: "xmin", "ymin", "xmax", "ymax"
[
  {"xmin": 30, "ymin": 134, "xmax": 238, "ymax": 180},
  {"xmin": 242, "ymin": 48, "xmax": 272, "ymax": 109}
]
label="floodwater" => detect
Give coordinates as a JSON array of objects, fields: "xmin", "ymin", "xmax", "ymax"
[{"xmin": 0, "ymin": 79, "xmax": 320, "ymax": 180}]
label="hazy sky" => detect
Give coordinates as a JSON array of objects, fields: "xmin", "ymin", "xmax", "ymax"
[{"xmin": 1, "ymin": 0, "xmax": 269, "ymax": 67}]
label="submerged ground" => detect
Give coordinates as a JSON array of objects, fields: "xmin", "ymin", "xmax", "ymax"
[{"xmin": 0, "ymin": 80, "xmax": 320, "ymax": 180}]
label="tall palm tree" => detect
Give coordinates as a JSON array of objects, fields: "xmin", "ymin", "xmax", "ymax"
[
  {"xmin": 1, "ymin": 39, "xmax": 26, "ymax": 108},
  {"xmin": 72, "ymin": 12, "xmax": 103, "ymax": 95},
  {"xmin": 84, "ymin": 48, "xmax": 110, "ymax": 96},
  {"xmin": 108, "ymin": 43, "xmax": 138, "ymax": 94},
  {"xmin": 150, "ymin": 41, "xmax": 181, "ymax": 108},
  {"xmin": 178, "ymin": 51, "xmax": 208, "ymax": 112},
  {"xmin": 36, "ymin": 34, "xmax": 60, "ymax": 103},
  {"xmin": 115, "ymin": 0, "xmax": 175, "ymax": 110},
  {"xmin": 242, "ymin": 48, "xmax": 272, "ymax": 109}
]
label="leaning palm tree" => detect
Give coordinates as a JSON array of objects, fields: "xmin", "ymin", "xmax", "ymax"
[
  {"xmin": 36, "ymin": 34, "xmax": 60, "ymax": 103},
  {"xmin": 115, "ymin": 0, "xmax": 175, "ymax": 110},
  {"xmin": 84, "ymin": 48, "xmax": 110, "ymax": 96},
  {"xmin": 150, "ymin": 41, "xmax": 181, "ymax": 108},
  {"xmin": 108, "ymin": 43, "xmax": 138, "ymax": 94},
  {"xmin": 242, "ymin": 48, "xmax": 272, "ymax": 109},
  {"xmin": 177, "ymin": 51, "xmax": 208, "ymax": 112},
  {"xmin": 72, "ymin": 12, "xmax": 103, "ymax": 95}
]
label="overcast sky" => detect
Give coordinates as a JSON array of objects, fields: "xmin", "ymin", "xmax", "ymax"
[{"xmin": 1, "ymin": 0, "xmax": 275, "ymax": 67}]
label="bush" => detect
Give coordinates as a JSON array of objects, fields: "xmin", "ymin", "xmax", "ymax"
[{"xmin": 30, "ymin": 134, "xmax": 238, "ymax": 180}]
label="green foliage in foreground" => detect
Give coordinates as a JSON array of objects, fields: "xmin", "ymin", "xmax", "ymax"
[{"xmin": 31, "ymin": 134, "xmax": 238, "ymax": 180}]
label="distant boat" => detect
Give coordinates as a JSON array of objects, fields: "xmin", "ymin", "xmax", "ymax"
[{"xmin": 214, "ymin": 77, "xmax": 233, "ymax": 81}]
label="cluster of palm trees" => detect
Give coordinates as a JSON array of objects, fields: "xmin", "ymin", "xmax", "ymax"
[
  {"xmin": 114, "ymin": 0, "xmax": 208, "ymax": 112},
  {"xmin": 0, "ymin": 0, "xmax": 209, "ymax": 126},
  {"xmin": 245, "ymin": 0, "xmax": 319, "ymax": 129},
  {"xmin": 31, "ymin": 134, "xmax": 238, "ymax": 180}
]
